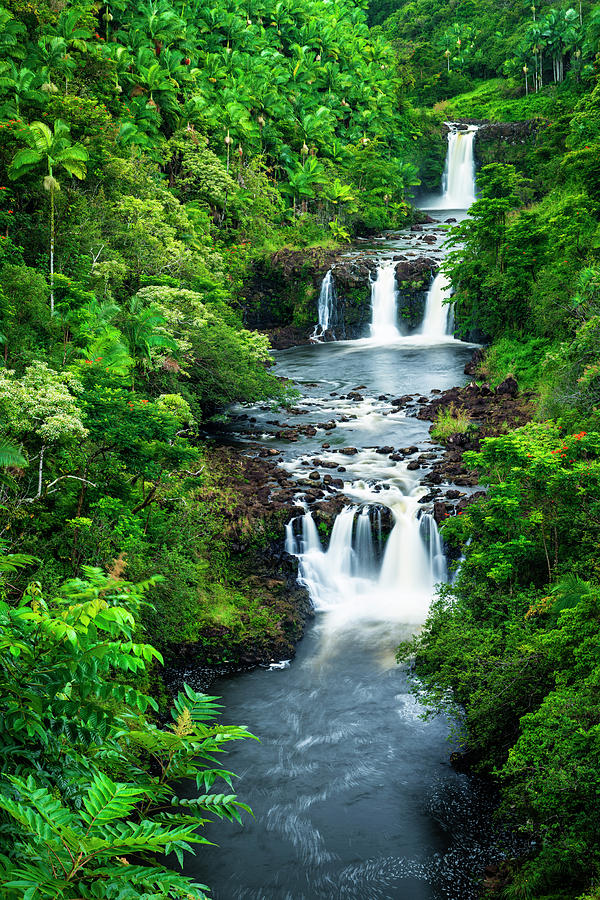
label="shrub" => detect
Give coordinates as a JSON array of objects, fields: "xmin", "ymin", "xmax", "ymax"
[{"xmin": 430, "ymin": 402, "xmax": 471, "ymax": 442}]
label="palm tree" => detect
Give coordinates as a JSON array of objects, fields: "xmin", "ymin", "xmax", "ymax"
[
  {"xmin": 0, "ymin": 7, "xmax": 26, "ymax": 62},
  {"xmin": 0, "ymin": 64, "xmax": 45, "ymax": 117},
  {"xmin": 0, "ymin": 440, "xmax": 25, "ymax": 468},
  {"xmin": 36, "ymin": 35, "xmax": 75, "ymax": 94},
  {"xmin": 8, "ymin": 119, "xmax": 88, "ymax": 315},
  {"xmin": 122, "ymin": 297, "xmax": 178, "ymax": 386}
]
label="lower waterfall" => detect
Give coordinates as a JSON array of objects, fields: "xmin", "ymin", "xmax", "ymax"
[{"xmin": 287, "ymin": 493, "xmax": 446, "ymax": 626}]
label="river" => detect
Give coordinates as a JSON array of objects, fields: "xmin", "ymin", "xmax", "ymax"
[{"xmin": 188, "ymin": 125, "xmax": 493, "ymax": 899}]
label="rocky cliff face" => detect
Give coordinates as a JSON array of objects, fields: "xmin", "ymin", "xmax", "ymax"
[
  {"xmin": 394, "ymin": 256, "xmax": 439, "ymax": 330},
  {"xmin": 240, "ymin": 248, "xmax": 376, "ymax": 348},
  {"xmin": 328, "ymin": 257, "xmax": 377, "ymax": 340},
  {"xmin": 475, "ymin": 119, "xmax": 545, "ymax": 171}
]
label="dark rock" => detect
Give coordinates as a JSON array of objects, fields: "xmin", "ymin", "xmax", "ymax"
[
  {"xmin": 347, "ymin": 391, "xmax": 364, "ymax": 401},
  {"xmin": 339, "ymin": 447, "xmax": 358, "ymax": 456},
  {"xmin": 496, "ymin": 375, "xmax": 519, "ymax": 397},
  {"xmin": 445, "ymin": 217, "xmax": 457, "ymax": 223},
  {"xmin": 410, "ymin": 224, "xmax": 423, "ymax": 232},
  {"xmin": 391, "ymin": 395, "xmax": 413, "ymax": 407},
  {"xmin": 433, "ymin": 501, "xmax": 448, "ymax": 524},
  {"xmin": 376, "ymin": 446, "xmax": 394, "ymax": 455},
  {"xmin": 418, "ymin": 490, "xmax": 442, "ymax": 503},
  {"xmin": 394, "ymin": 258, "xmax": 439, "ymax": 331},
  {"xmin": 308, "ymin": 471, "xmax": 321, "ymax": 481},
  {"xmin": 464, "ymin": 347, "xmax": 485, "ymax": 376},
  {"xmin": 407, "ymin": 461, "xmax": 421, "ymax": 471}
]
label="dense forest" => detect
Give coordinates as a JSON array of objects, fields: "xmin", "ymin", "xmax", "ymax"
[{"xmin": 1, "ymin": 0, "xmax": 600, "ymax": 896}]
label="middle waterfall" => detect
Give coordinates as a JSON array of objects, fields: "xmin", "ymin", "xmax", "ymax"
[
  {"xmin": 420, "ymin": 271, "xmax": 453, "ymax": 338},
  {"xmin": 370, "ymin": 262, "xmax": 401, "ymax": 342}
]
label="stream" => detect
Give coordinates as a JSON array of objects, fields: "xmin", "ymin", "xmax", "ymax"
[{"xmin": 187, "ymin": 125, "xmax": 494, "ymax": 899}]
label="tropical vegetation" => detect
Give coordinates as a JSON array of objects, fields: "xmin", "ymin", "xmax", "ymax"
[{"xmin": 2, "ymin": 0, "xmax": 600, "ymax": 895}]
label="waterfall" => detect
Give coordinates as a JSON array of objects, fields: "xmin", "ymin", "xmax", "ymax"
[
  {"xmin": 370, "ymin": 263, "xmax": 401, "ymax": 342},
  {"xmin": 302, "ymin": 511, "xmax": 322, "ymax": 553},
  {"xmin": 285, "ymin": 519, "xmax": 296, "ymax": 555},
  {"xmin": 420, "ymin": 271, "xmax": 452, "ymax": 338},
  {"xmin": 420, "ymin": 513, "xmax": 448, "ymax": 583},
  {"xmin": 354, "ymin": 507, "xmax": 376, "ymax": 577},
  {"xmin": 312, "ymin": 270, "xmax": 335, "ymax": 341},
  {"xmin": 291, "ymin": 498, "xmax": 447, "ymax": 625},
  {"xmin": 440, "ymin": 126, "xmax": 477, "ymax": 209}
]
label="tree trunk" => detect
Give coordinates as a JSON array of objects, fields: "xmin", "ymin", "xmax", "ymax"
[
  {"xmin": 50, "ymin": 186, "xmax": 55, "ymax": 315},
  {"xmin": 37, "ymin": 445, "xmax": 45, "ymax": 498}
]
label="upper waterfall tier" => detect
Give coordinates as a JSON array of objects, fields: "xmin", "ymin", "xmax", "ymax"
[
  {"xmin": 421, "ymin": 124, "xmax": 478, "ymax": 211},
  {"xmin": 440, "ymin": 126, "xmax": 478, "ymax": 209}
]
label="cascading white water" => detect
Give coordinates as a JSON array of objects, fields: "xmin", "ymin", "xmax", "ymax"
[
  {"xmin": 312, "ymin": 270, "xmax": 335, "ymax": 341},
  {"xmin": 420, "ymin": 513, "xmax": 448, "ymax": 583},
  {"xmin": 354, "ymin": 507, "xmax": 376, "ymax": 577},
  {"xmin": 288, "ymin": 493, "xmax": 447, "ymax": 626},
  {"xmin": 301, "ymin": 510, "xmax": 322, "ymax": 553},
  {"xmin": 420, "ymin": 271, "xmax": 452, "ymax": 338},
  {"xmin": 440, "ymin": 126, "xmax": 477, "ymax": 209},
  {"xmin": 370, "ymin": 263, "xmax": 401, "ymax": 342}
]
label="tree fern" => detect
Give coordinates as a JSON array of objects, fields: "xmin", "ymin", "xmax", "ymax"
[
  {"xmin": 0, "ymin": 441, "xmax": 25, "ymax": 468},
  {"xmin": 0, "ymin": 568, "xmax": 253, "ymax": 899}
]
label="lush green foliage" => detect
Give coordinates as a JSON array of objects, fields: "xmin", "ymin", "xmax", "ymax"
[
  {"xmin": 377, "ymin": 0, "xmax": 599, "ymax": 104},
  {"xmin": 4, "ymin": 0, "xmax": 600, "ymax": 894},
  {"xmin": 401, "ymin": 424, "xmax": 600, "ymax": 897},
  {"xmin": 0, "ymin": 556, "xmax": 253, "ymax": 899}
]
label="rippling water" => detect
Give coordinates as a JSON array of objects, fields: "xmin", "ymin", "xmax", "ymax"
[{"xmin": 184, "ymin": 329, "xmax": 500, "ymax": 899}]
